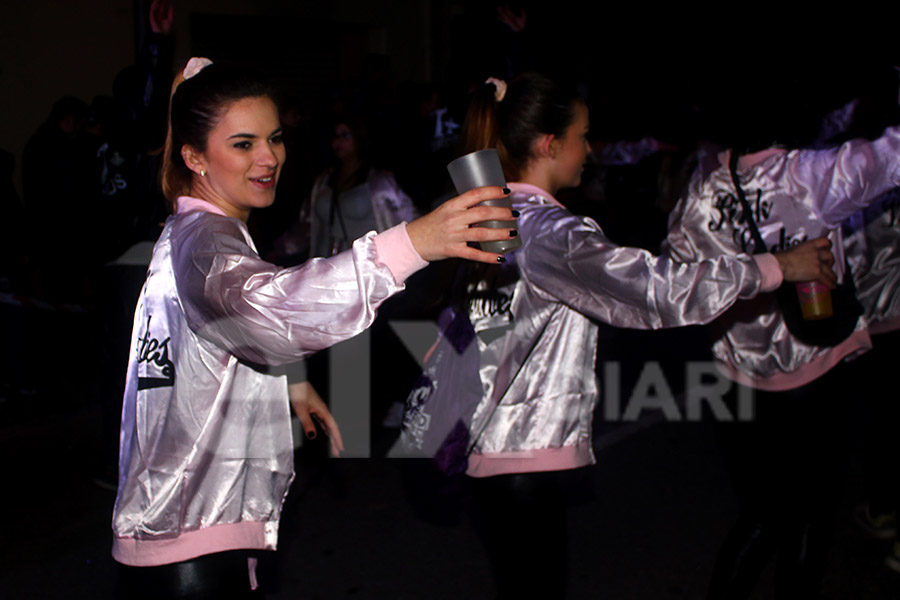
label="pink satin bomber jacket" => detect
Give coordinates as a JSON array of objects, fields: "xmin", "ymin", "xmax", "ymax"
[
  {"xmin": 665, "ymin": 126, "xmax": 900, "ymax": 390},
  {"xmin": 112, "ymin": 197, "xmax": 425, "ymax": 566},
  {"xmin": 843, "ymin": 186, "xmax": 900, "ymax": 335},
  {"xmin": 464, "ymin": 183, "xmax": 780, "ymax": 477}
]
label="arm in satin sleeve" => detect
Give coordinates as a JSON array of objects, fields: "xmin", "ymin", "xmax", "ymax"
[
  {"xmin": 517, "ymin": 203, "xmax": 763, "ymax": 329},
  {"xmin": 172, "ymin": 215, "xmax": 423, "ymax": 365},
  {"xmin": 664, "ymin": 185, "xmax": 783, "ymax": 292},
  {"xmin": 780, "ymin": 125, "xmax": 900, "ymax": 227},
  {"xmin": 662, "ymin": 187, "xmax": 702, "ymax": 261}
]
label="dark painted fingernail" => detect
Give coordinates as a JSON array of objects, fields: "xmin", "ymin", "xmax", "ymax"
[
  {"xmin": 306, "ymin": 431, "xmax": 316, "ymax": 440},
  {"xmin": 497, "ymin": 256, "xmax": 506, "ymax": 263},
  {"xmin": 509, "ymin": 230, "xmax": 518, "ymax": 237},
  {"xmin": 512, "ymin": 210, "xmax": 520, "ymax": 217},
  {"xmin": 503, "ymin": 187, "xmax": 511, "ymax": 195}
]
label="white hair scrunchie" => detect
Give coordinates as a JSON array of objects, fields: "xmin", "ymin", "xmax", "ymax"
[
  {"xmin": 183, "ymin": 57, "xmax": 213, "ymax": 80},
  {"xmin": 485, "ymin": 77, "xmax": 507, "ymax": 102}
]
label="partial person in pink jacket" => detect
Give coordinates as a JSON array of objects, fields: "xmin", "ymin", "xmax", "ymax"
[
  {"xmin": 815, "ymin": 73, "xmax": 900, "ymax": 573},
  {"xmin": 110, "ymin": 58, "xmax": 518, "ymax": 599},
  {"xmin": 664, "ymin": 102, "xmax": 900, "ymax": 598},
  {"xmin": 440, "ymin": 72, "xmax": 836, "ymax": 600}
]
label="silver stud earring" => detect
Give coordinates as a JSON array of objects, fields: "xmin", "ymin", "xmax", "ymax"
[{"xmin": 200, "ymin": 169, "xmax": 206, "ymax": 177}]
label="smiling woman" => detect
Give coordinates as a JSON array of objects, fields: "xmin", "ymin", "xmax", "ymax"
[
  {"xmin": 110, "ymin": 57, "xmax": 518, "ymax": 599},
  {"xmin": 160, "ymin": 61, "xmax": 285, "ymax": 218},
  {"xmin": 180, "ymin": 96, "xmax": 285, "ymax": 219}
]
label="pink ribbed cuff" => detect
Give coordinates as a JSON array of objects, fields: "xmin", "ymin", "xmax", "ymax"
[
  {"xmin": 753, "ymin": 253, "xmax": 783, "ymax": 292},
  {"xmin": 373, "ymin": 223, "xmax": 428, "ymax": 284}
]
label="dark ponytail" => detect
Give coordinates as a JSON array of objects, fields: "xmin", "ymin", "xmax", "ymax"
[
  {"xmin": 460, "ymin": 81, "xmax": 502, "ymax": 159},
  {"xmin": 460, "ymin": 72, "xmax": 580, "ymax": 181}
]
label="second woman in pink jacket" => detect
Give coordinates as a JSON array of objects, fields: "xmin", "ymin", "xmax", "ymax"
[{"xmin": 436, "ymin": 72, "xmax": 836, "ymax": 599}]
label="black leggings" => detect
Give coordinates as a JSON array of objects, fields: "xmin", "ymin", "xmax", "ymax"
[
  {"xmin": 706, "ymin": 364, "xmax": 850, "ymax": 600},
  {"xmin": 116, "ymin": 551, "xmax": 265, "ymax": 600},
  {"xmin": 470, "ymin": 471, "xmax": 569, "ymax": 600},
  {"xmin": 853, "ymin": 329, "xmax": 900, "ymax": 518}
]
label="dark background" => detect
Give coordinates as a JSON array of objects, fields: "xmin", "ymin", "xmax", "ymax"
[{"xmin": 3, "ymin": 1, "xmax": 898, "ymax": 196}]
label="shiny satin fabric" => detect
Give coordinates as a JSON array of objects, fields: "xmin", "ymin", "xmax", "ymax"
[
  {"xmin": 843, "ymin": 186, "xmax": 900, "ymax": 333},
  {"xmin": 665, "ymin": 126, "xmax": 900, "ymax": 386},
  {"xmin": 113, "ymin": 199, "xmax": 406, "ymax": 565},
  {"xmin": 465, "ymin": 184, "xmax": 765, "ymax": 470}
]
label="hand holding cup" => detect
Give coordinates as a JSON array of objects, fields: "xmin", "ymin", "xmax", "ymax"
[
  {"xmin": 447, "ymin": 149, "xmax": 522, "ymax": 254},
  {"xmin": 405, "ymin": 186, "xmax": 517, "ymax": 264}
]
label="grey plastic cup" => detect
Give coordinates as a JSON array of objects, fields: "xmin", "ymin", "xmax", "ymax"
[{"xmin": 447, "ymin": 149, "xmax": 522, "ymax": 254}]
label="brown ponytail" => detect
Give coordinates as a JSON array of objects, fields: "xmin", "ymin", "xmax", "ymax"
[
  {"xmin": 460, "ymin": 81, "xmax": 502, "ymax": 154},
  {"xmin": 460, "ymin": 72, "xmax": 580, "ymax": 183},
  {"xmin": 160, "ymin": 67, "xmax": 189, "ymax": 211}
]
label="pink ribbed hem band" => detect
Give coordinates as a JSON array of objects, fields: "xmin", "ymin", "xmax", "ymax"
[
  {"xmin": 716, "ymin": 328, "xmax": 872, "ymax": 392},
  {"xmin": 373, "ymin": 223, "xmax": 428, "ymax": 284},
  {"xmin": 466, "ymin": 442, "xmax": 594, "ymax": 478},
  {"xmin": 112, "ymin": 521, "xmax": 272, "ymax": 567}
]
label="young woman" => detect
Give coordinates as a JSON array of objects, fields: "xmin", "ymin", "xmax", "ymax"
[
  {"xmin": 445, "ymin": 72, "xmax": 836, "ymax": 599},
  {"xmin": 110, "ymin": 57, "xmax": 517, "ymax": 599},
  {"xmin": 308, "ymin": 115, "xmax": 418, "ymax": 257}
]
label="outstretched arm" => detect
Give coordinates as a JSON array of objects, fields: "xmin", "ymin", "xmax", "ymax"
[
  {"xmin": 173, "ymin": 187, "xmax": 515, "ymax": 365},
  {"xmin": 149, "ymin": 0, "xmax": 174, "ymax": 34},
  {"xmin": 519, "ymin": 204, "xmax": 833, "ymax": 330},
  {"xmin": 780, "ymin": 126, "xmax": 900, "ymax": 227}
]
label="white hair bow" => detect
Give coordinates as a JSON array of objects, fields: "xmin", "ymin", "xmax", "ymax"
[
  {"xmin": 485, "ymin": 77, "xmax": 507, "ymax": 102},
  {"xmin": 183, "ymin": 57, "xmax": 213, "ymax": 80}
]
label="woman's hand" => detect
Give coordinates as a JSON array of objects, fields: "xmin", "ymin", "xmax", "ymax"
[
  {"xmin": 406, "ymin": 186, "xmax": 517, "ymax": 263},
  {"xmin": 774, "ymin": 237, "xmax": 837, "ymax": 287},
  {"xmin": 288, "ymin": 381, "xmax": 344, "ymax": 457},
  {"xmin": 497, "ymin": 4, "xmax": 527, "ymax": 32},
  {"xmin": 149, "ymin": 0, "xmax": 174, "ymax": 35}
]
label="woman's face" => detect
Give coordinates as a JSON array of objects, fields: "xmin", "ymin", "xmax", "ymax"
[
  {"xmin": 189, "ymin": 95, "xmax": 286, "ymax": 220},
  {"xmin": 331, "ymin": 123, "xmax": 358, "ymax": 162},
  {"xmin": 550, "ymin": 101, "xmax": 591, "ymax": 191}
]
